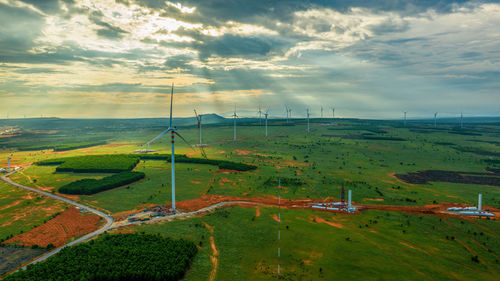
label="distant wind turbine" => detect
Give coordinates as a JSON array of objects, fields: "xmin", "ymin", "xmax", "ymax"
[
  {"xmin": 194, "ymin": 109, "xmax": 204, "ymax": 146},
  {"xmin": 434, "ymin": 112, "xmax": 438, "ymax": 128},
  {"xmin": 460, "ymin": 112, "xmax": 464, "ymax": 129},
  {"xmin": 403, "ymin": 111, "xmax": 407, "ymax": 127},
  {"xmin": 284, "ymin": 105, "xmax": 289, "ymax": 123},
  {"xmin": 320, "ymin": 106, "xmax": 323, "ymax": 118},
  {"xmin": 306, "ymin": 108, "xmax": 311, "ymax": 133},
  {"xmin": 331, "ymin": 107, "xmax": 335, "ymax": 118},
  {"xmin": 265, "ymin": 110, "xmax": 269, "ymax": 137},
  {"xmin": 232, "ymin": 106, "xmax": 238, "ymax": 141},
  {"xmin": 258, "ymin": 105, "xmax": 263, "ymax": 125}
]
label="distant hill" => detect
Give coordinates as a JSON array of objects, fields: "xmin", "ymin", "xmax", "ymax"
[{"xmin": 0, "ymin": 114, "xmax": 228, "ymax": 131}]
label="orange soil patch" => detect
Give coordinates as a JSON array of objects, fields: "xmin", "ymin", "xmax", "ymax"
[
  {"xmin": 3, "ymin": 207, "xmax": 101, "ymax": 247},
  {"xmin": 191, "ymin": 180, "xmax": 201, "ymax": 184},
  {"xmin": 219, "ymin": 177, "xmax": 231, "ymax": 183},
  {"xmin": 255, "ymin": 207, "xmax": 260, "ymax": 217},
  {"xmin": 0, "ymin": 200, "xmax": 23, "ymax": 210},
  {"xmin": 399, "ymin": 242, "xmax": 429, "ymax": 255},
  {"xmin": 194, "ymin": 168, "xmax": 200, "ymax": 171},
  {"xmin": 217, "ymin": 169, "xmax": 243, "ymax": 174},
  {"xmin": 271, "ymin": 214, "xmax": 280, "ymax": 222},
  {"xmin": 102, "ymin": 143, "xmax": 128, "ymax": 147},
  {"xmin": 446, "ymin": 195, "xmax": 459, "ymax": 198},
  {"xmin": 232, "ymin": 149, "xmax": 252, "ymax": 155},
  {"xmin": 238, "ymin": 179, "xmax": 245, "ymax": 182},
  {"xmin": 215, "ymin": 151, "xmax": 225, "ymax": 154},
  {"xmin": 113, "ymin": 209, "xmax": 142, "ymax": 221},
  {"xmin": 364, "ymin": 198, "xmax": 384, "ymax": 202},
  {"xmin": 311, "ymin": 216, "xmax": 343, "ymax": 228},
  {"xmin": 389, "ymin": 172, "xmax": 412, "ymax": 185},
  {"xmin": 176, "ymin": 194, "xmax": 313, "ymax": 212}
]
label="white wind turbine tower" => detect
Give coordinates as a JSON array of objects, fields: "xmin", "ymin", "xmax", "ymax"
[
  {"xmin": 284, "ymin": 105, "xmax": 289, "ymax": 123},
  {"xmin": 321, "ymin": 106, "xmax": 323, "ymax": 118},
  {"xmin": 331, "ymin": 107, "xmax": 335, "ymax": 118},
  {"xmin": 194, "ymin": 109, "xmax": 205, "ymax": 147},
  {"xmin": 264, "ymin": 109, "xmax": 269, "ymax": 137},
  {"xmin": 306, "ymin": 108, "xmax": 311, "ymax": 132},
  {"xmin": 232, "ymin": 106, "xmax": 238, "ymax": 141},
  {"xmin": 288, "ymin": 107, "xmax": 292, "ymax": 121},
  {"xmin": 137, "ymin": 84, "xmax": 184, "ymax": 212},
  {"xmin": 460, "ymin": 112, "xmax": 464, "ymax": 129},
  {"xmin": 434, "ymin": 112, "xmax": 438, "ymax": 128},
  {"xmin": 403, "ymin": 111, "xmax": 407, "ymax": 127}
]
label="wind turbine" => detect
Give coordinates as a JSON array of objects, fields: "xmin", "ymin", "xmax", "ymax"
[
  {"xmin": 264, "ymin": 110, "xmax": 269, "ymax": 137},
  {"xmin": 403, "ymin": 111, "xmax": 407, "ymax": 127},
  {"xmin": 232, "ymin": 106, "xmax": 238, "ymax": 141},
  {"xmin": 137, "ymin": 83, "xmax": 184, "ymax": 212},
  {"xmin": 321, "ymin": 106, "xmax": 323, "ymax": 118},
  {"xmin": 194, "ymin": 109, "xmax": 204, "ymax": 146},
  {"xmin": 331, "ymin": 107, "xmax": 335, "ymax": 118},
  {"xmin": 284, "ymin": 106, "xmax": 289, "ymax": 123},
  {"xmin": 288, "ymin": 107, "xmax": 292, "ymax": 121},
  {"xmin": 460, "ymin": 112, "xmax": 464, "ymax": 129},
  {"xmin": 306, "ymin": 108, "xmax": 311, "ymax": 133},
  {"xmin": 434, "ymin": 112, "xmax": 438, "ymax": 128},
  {"xmin": 258, "ymin": 105, "xmax": 263, "ymax": 125}
]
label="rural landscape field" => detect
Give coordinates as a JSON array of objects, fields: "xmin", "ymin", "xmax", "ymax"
[
  {"xmin": 1, "ymin": 0, "xmax": 499, "ymax": 280},
  {"xmin": 1, "ymin": 116, "xmax": 499, "ymax": 280}
]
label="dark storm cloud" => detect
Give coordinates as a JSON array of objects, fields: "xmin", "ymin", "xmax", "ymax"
[{"xmin": 0, "ymin": 3, "xmax": 44, "ymax": 58}]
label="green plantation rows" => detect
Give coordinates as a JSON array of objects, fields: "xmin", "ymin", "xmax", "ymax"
[
  {"xmin": 140, "ymin": 154, "xmax": 257, "ymax": 171},
  {"xmin": 37, "ymin": 155, "xmax": 140, "ymax": 173},
  {"xmin": 59, "ymin": 171, "xmax": 145, "ymax": 195},
  {"xmin": 17, "ymin": 141, "xmax": 106, "ymax": 152},
  {"xmin": 36, "ymin": 154, "xmax": 257, "ymax": 172},
  {"xmin": 4, "ymin": 234, "xmax": 197, "ymax": 281}
]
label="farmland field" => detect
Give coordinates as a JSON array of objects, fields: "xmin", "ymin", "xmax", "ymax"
[
  {"xmin": 0, "ymin": 182, "xmax": 66, "ymax": 242},
  {"xmin": 1, "ymin": 117, "xmax": 500, "ymax": 280},
  {"xmin": 127, "ymin": 206, "xmax": 500, "ymax": 280}
]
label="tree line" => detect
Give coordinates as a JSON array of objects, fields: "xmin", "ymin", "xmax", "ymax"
[{"xmin": 4, "ymin": 233, "xmax": 197, "ymax": 281}]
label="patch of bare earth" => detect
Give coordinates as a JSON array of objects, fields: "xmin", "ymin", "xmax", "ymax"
[{"xmin": 3, "ymin": 207, "xmax": 101, "ymax": 247}]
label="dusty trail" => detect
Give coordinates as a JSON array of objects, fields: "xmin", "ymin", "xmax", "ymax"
[{"xmin": 203, "ymin": 222, "xmax": 218, "ymax": 281}]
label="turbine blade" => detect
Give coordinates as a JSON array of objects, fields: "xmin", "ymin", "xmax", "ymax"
[
  {"xmin": 174, "ymin": 131, "xmax": 206, "ymax": 158},
  {"xmin": 169, "ymin": 83, "xmax": 174, "ymax": 128},
  {"xmin": 138, "ymin": 128, "xmax": 172, "ymax": 149}
]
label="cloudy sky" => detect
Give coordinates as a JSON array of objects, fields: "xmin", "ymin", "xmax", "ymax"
[{"xmin": 0, "ymin": 0, "xmax": 499, "ymax": 119}]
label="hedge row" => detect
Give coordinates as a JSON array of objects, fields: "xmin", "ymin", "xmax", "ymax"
[
  {"xmin": 138, "ymin": 154, "xmax": 257, "ymax": 171},
  {"xmin": 59, "ymin": 171, "xmax": 145, "ymax": 195},
  {"xmin": 37, "ymin": 154, "xmax": 256, "ymax": 172},
  {"xmin": 37, "ymin": 155, "xmax": 140, "ymax": 173}
]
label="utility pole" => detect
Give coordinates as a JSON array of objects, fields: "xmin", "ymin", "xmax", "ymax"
[{"xmin": 278, "ymin": 177, "xmax": 281, "ymax": 276}]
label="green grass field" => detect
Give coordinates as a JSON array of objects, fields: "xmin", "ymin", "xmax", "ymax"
[
  {"xmin": 6, "ymin": 119, "xmax": 499, "ymax": 213},
  {"xmin": 124, "ymin": 206, "xmax": 500, "ymax": 280},
  {"xmin": 1, "ymin": 118, "xmax": 500, "ymax": 280}
]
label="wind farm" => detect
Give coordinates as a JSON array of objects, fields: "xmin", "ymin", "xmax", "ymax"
[{"xmin": 1, "ymin": 0, "xmax": 500, "ymax": 280}]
